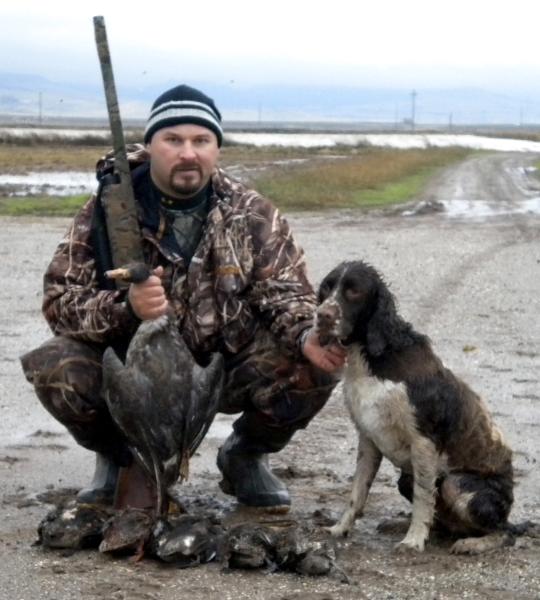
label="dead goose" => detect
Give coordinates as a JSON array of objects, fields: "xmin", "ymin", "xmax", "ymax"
[{"xmin": 102, "ymin": 263, "xmax": 224, "ymax": 516}]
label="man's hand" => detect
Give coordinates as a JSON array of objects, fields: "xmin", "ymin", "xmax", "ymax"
[
  {"xmin": 127, "ymin": 266, "xmax": 168, "ymax": 320},
  {"xmin": 301, "ymin": 328, "xmax": 347, "ymax": 373}
]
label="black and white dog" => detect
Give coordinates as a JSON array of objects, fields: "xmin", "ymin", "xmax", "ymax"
[{"xmin": 317, "ymin": 261, "xmax": 515, "ymax": 554}]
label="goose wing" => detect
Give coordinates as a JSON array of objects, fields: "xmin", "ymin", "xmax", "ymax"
[{"xmin": 101, "ymin": 347, "xmax": 155, "ymax": 478}]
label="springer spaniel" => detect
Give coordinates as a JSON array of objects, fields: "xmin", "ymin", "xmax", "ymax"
[{"xmin": 317, "ymin": 260, "xmax": 515, "ymax": 554}]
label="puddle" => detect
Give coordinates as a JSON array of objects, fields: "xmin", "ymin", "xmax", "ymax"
[
  {"xmin": 442, "ymin": 197, "xmax": 540, "ymax": 219},
  {"xmin": 226, "ymin": 132, "xmax": 540, "ymax": 152},
  {"xmin": 0, "ymin": 171, "xmax": 96, "ymax": 197},
  {"xmin": 403, "ymin": 161, "xmax": 540, "ymax": 219}
]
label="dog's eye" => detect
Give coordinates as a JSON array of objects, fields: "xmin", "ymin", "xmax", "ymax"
[{"xmin": 344, "ymin": 287, "xmax": 364, "ymax": 301}]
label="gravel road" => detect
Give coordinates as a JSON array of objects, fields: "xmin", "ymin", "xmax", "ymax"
[{"xmin": 1, "ymin": 152, "xmax": 539, "ymax": 599}]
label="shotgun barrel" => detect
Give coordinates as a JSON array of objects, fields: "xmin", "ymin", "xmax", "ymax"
[{"xmin": 93, "ymin": 16, "xmax": 144, "ymax": 284}]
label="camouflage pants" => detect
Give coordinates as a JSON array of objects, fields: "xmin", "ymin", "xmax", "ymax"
[{"xmin": 20, "ymin": 330, "xmax": 336, "ymax": 465}]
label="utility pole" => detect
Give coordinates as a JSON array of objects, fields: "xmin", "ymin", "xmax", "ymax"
[
  {"xmin": 411, "ymin": 89, "xmax": 417, "ymax": 131},
  {"xmin": 38, "ymin": 91, "xmax": 43, "ymax": 125}
]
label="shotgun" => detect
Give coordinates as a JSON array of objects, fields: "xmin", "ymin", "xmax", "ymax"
[{"xmin": 93, "ymin": 16, "xmax": 144, "ymax": 288}]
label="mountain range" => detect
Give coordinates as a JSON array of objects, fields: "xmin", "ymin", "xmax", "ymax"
[{"xmin": 1, "ymin": 72, "xmax": 539, "ymax": 127}]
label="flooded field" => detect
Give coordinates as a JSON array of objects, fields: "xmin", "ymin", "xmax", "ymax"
[
  {"xmin": 1, "ymin": 130, "xmax": 539, "ymax": 221},
  {"xmin": 3, "ymin": 127, "xmax": 540, "ymax": 152}
]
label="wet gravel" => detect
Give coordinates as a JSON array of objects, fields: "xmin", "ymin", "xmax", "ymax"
[{"xmin": 1, "ymin": 152, "xmax": 539, "ymax": 599}]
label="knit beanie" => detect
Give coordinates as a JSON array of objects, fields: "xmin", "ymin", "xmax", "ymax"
[{"xmin": 144, "ymin": 84, "xmax": 223, "ymax": 146}]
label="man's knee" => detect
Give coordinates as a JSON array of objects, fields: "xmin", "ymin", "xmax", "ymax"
[
  {"xmin": 20, "ymin": 336, "xmax": 105, "ymax": 422},
  {"xmin": 21, "ymin": 336, "xmax": 103, "ymax": 380},
  {"xmin": 21, "ymin": 336, "xmax": 131, "ymax": 464},
  {"xmin": 264, "ymin": 367, "xmax": 336, "ymax": 429},
  {"xmin": 222, "ymin": 343, "xmax": 336, "ymax": 428}
]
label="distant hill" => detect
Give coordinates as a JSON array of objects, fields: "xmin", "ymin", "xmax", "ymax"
[{"xmin": 1, "ymin": 71, "xmax": 539, "ymax": 126}]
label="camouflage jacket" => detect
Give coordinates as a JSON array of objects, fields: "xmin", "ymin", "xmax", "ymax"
[{"xmin": 42, "ymin": 148, "xmax": 316, "ymax": 355}]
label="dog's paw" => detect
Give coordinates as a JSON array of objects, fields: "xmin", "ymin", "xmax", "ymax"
[
  {"xmin": 394, "ymin": 537, "xmax": 425, "ymax": 553},
  {"xmin": 450, "ymin": 533, "xmax": 513, "ymax": 555},
  {"xmin": 325, "ymin": 509, "xmax": 359, "ymax": 537},
  {"xmin": 325, "ymin": 523, "xmax": 350, "ymax": 538},
  {"xmin": 450, "ymin": 538, "xmax": 480, "ymax": 555}
]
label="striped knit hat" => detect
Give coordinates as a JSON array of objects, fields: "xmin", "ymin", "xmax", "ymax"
[{"xmin": 144, "ymin": 84, "xmax": 223, "ymax": 146}]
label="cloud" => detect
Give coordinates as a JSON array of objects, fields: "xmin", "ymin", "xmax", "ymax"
[{"xmin": 1, "ymin": 0, "xmax": 540, "ymax": 89}]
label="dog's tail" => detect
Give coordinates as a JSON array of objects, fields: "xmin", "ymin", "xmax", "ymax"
[{"xmin": 505, "ymin": 519, "xmax": 539, "ymax": 537}]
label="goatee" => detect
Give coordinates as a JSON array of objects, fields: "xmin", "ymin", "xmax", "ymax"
[{"xmin": 169, "ymin": 165, "xmax": 202, "ymax": 196}]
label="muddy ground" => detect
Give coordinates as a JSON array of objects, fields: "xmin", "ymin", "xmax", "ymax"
[{"xmin": 1, "ymin": 153, "xmax": 539, "ymax": 599}]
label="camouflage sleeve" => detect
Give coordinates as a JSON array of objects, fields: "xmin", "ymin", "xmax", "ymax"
[
  {"xmin": 246, "ymin": 194, "xmax": 315, "ymax": 351},
  {"xmin": 42, "ymin": 195, "xmax": 139, "ymax": 343}
]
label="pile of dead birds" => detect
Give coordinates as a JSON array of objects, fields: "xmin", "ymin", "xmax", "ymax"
[{"xmin": 37, "ymin": 501, "xmax": 345, "ymax": 579}]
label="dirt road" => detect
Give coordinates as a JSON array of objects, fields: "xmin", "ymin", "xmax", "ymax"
[{"xmin": 1, "ymin": 153, "xmax": 539, "ymax": 599}]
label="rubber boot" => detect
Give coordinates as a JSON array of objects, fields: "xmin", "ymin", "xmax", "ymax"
[
  {"xmin": 76, "ymin": 453, "xmax": 119, "ymax": 505},
  {"xmin": 217, "ymin": 418, "xmax": 294, "ymax": 511}
]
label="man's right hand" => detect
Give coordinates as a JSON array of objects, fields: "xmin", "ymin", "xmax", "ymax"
[
  {"xmin": 127, "ymin": 266, "xmax": 169, "ymax": 320},
  {"xmin": 301, "ymin": 327, "xmax": 347, "ymax": 373}
]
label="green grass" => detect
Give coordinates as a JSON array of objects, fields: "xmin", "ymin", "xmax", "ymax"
[
  {"xmin": 0, "ymin": 195, "xmax": 88, "ymax": 216},
  {"xmin": 252, "ymin": 147, "xmax": 471, "ymax": 210},
  {"xmin": 0, "ymin": 145, "xmax": 472, "ymax": 216},
  {"xmin": 348, "ymin": 172, "xmax": 429, "ymax": 207},
  {"xmin": 256, "ymin": 171, "xmax": 430, "ymax": 210}
]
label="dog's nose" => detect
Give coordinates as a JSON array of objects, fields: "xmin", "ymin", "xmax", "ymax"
[{"xmin": 317, "ymin": 304, "xmax": 338, "ymax": 325}]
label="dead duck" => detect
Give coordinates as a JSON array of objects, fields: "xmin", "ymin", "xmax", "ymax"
[
  {"xmin": 222, "ymin": 522, "xmax": 345, "ymax": 579},
  {"xmin": 37, "ymin": 500, "xmax": 112, "ymax": 550},
  {"xmin": 99, "ymin": 508, "xmax": 154, "ymax": 560},
  {"xmin": 293, "ymin": 541, "xmax": 338, "ymax": 578},
  {"xmin": 273, "ymin": 525, "xmax": 312, "ymax": 570},
  {"xmin": 151, "ymin": 514, "xmax": 224, "ymax": 566},
  {"xmin": 222, "ymin": 523, "xmax": 277, "ymax": 570},
  {"xmin": 102, "ymin": 263, "xmax": 224, "ymax": 516}
]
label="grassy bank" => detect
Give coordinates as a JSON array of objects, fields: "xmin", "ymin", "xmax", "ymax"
[
  {"xmin": 0, "ymin": 195, "xmax": 89, "ymax": 217},
  {"xmin": 0, "ymin": 144, "xmax": 471, "ymax": 216},
  {"xmin": 0, "ymin": 145, "xmax": 110, "ymax": 172}
]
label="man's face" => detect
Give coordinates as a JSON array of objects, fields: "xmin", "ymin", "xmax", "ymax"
[{"xmin": 147, "ymin": 124, "xmax": 220, "ymax": 199}]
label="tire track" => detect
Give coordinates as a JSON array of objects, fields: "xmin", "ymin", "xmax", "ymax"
[{"xmin": 412, "ymin": 153, "xmax": 540, "ymax": 325}]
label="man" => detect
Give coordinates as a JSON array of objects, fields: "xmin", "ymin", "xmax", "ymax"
[{"xmin": 21, "ymin": 84, "xmax": 346, "ymax": 512}]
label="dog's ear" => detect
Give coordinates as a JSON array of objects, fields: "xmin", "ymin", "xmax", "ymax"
[
  {"xmin": 318, "ymin": 263, "xmax": 345, "ymax": 303},
  {"xmin": 366, "ymin": 283, "xmax": 411, "ymax": 356},
  {"xmin": 317, "ymin": 281, "xmax": 329, "ymax": 304}
]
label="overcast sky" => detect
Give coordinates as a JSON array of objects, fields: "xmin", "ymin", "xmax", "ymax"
[{"xmin": 2, "ymin": 0, "xmax": 540, "ymax": 91}]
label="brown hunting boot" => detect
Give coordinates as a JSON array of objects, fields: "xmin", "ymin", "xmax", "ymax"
[{"xmin": 113, "ymin": 462, "xmax": 157, "ymax": 512}]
